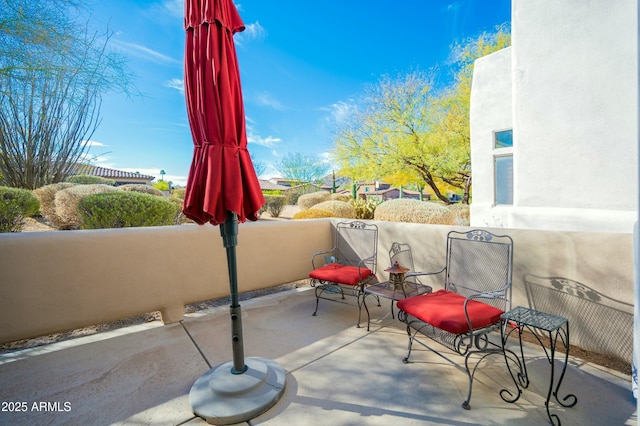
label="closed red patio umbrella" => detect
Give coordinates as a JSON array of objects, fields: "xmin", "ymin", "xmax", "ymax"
[{"xmin": 183, "ymin": 1, "xmax": 285, "ymax": 423}]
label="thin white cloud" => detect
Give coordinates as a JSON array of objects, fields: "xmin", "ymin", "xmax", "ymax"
[
  {"xmin": 256, "ymin": 92, "xmax": 284, "ymax": 110},
  {"xmin": 248, "ymin": 133, "xmax": 282, "ymax": 147},
  {"xmin": 120, "ymin": 167, "xmax": 188, "ymax": 187},
  {"xmin": 246, "ymin": 122, "xmax": 282, "ymax": 147},
  {"xmin": 236, "ymin": 21, "xmax": 266, "ymax": 45},
  {"xmin": 322, "ymin": 100, "xmax": 357, "ymax": 124},
  {"xmin": 318, "ymin": 152, "xmax": 332, "ymax": 163},
  {"xmin": 165, "ymin": 78, "xmax": 184, "ymax": 93},
  {"xmin": 82, "ymin": 140, "xmax": 107, "ymax": 148},
  {"xmin": 78, "ymin": 151, "xmax": 114, "ymax": 168},
  {"xmin": 111, "ymin": 39, "xmax": 181, "ymax": 65},
  {"xmin": 161, "ymin": 0, "xmax": 184, "ymax": 18}
]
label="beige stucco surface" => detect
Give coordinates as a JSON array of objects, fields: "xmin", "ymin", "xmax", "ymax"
[{"xmin": 0, "ymin": 219, "xmax": 633, "ymax": 362}]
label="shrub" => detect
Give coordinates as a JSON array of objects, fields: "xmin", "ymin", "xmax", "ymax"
[
  {"xmin": 152, "ymin": 180, "xmax": 170, "ymax": 191},
  {"xmin": 292, "ymin": 208, "xmax": 334, "ymax": 219},
  {"xmin": 263, "ymin": 194, "xmax": 286, "ymax": 218},
  {"xmin": 33, "ymin": 182, "xmax": 75, "ymax": 227},
  {"xmin": 374, "ymin": 199, "xmax": 454, "ymax": 224},
  {"xmin": 330, "ymin": 193, "xmax": 352, "ymax": 202},
  {"xmin": 55, "ymin": 184, "xmax": 120, "ymax": 229},
  {"xmin": 284, "ymin": 187, "xmax": 305, "ymax": 205},
  {"xmin": 0, "ymin": 187, "xmax": 40, "ymax": 232},
  {"xmin": 167, "ymin": 197, "xmax": 190, "ymax": 224},
  {"xmin": 297, "ymin": 191, "xmax": 331, "ymax": 210},
  {"xmin": 262, "ymin": 189, "xmax": 283, "ymax": 196},
  {"xmin": 119, "ymin": 184, "xmax": 165, "ymax": 197},
  {"xmin": 313, "ymin": 200, "xmax": 356, "ymax": 219},
  {"xmin": 448, "ymin": 203, "xmax": 470, "ymax": 226},
  {"xmin": 171, "ymin": 187, "xmax": 186, "ymax": 200},
  {"xmin": 350, "ymin": 198, "xmax": 381, "ymax": 220},
  {"xmin": 66, "ymin": 175, "xmax": 116, "ymax": 186},
  {"xmin": 78, "ymin": 191, "xmax": 177, "ymax": 229}
]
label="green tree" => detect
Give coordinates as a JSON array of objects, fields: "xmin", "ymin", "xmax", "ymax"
[
  {"xmin": 332, "ymin": 25, "xmax": 510, "ymax": 204},
  {"xmin": 250, "ymin": 153, "xmax": 266, "ymax": 178},
  {"xmin": 276, "ymin": 152, "xmax": 330, "ymax": 184},
  {"xmin": 0, "ymin": 0, "xmax": 133, "ymax": 189}
]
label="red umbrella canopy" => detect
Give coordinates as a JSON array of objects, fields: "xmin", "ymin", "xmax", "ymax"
[{"xmin": 183, "ymin": 0, "xmax": 264, "ymax": 226}]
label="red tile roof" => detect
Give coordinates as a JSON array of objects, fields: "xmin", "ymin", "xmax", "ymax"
[{"xmin": 76, "ymin": 165, "xmax": 155, "ymax": 181}]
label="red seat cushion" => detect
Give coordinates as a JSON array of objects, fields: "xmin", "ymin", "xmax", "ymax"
[
  {"xmin": 396, "ymin": 289, "xmax": 504, "ymax": 335},
  {"xmin": 309, "ymin": 263, "xmax": 373, "ymax": 286}
]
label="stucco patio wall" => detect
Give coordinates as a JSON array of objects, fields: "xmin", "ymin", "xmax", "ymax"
[
  {"xmin": 374, "ymin": 221, "xmax": 634, "ymax": 363},
  {"xmin": 0, "ymin": 220, "xmax": 332, "ymax": 344},
  {"xmin": 0, "ymin": 219, "xmax": 633, "ymax": 363}
]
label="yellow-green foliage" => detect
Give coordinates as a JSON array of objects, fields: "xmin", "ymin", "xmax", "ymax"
[
  {"xmin": 330, "ymin": 193, "xmax": 351, "ymax": 202},
  {"xmin": 152, "ymin": 180, "xmax": 170, "ymax": 191},
  {"xmin": 448, "ymin": 203, "xmax": 470, "ymax": 226},
  {"xmin": 297, "ymin": 191, "xmax": 331, "ymax": 210},
  {"xmin": 172, "ymin": 187, "xmax": 186, "ymax": 200},
  {"xmin": 167, "ymin": 197, "xmax": 190, "ymax": 224},
  {"xmin": 374, "ymin": 199, "xmax": 453, "ymax": 224},
  {"xmin": 350, "ymin": 198, "xmax": 381, "ymax": 219},
  {"xmin": 292, "ymin": 208, "xmax": 334, "ymax": 219},
  {"xmin": 54, "ymin": 184, "xmax": 120, "ymax": 229},
  {"xmin": 119, "ymin": 184, "xmax": 164, "ymax": 197},
  {"xmin": 33, "ymin": 182, "xmax": 75, "ymax": 228},
  {"xmin": 313, "ymin": 200, "xmax": 356, "ymax": 219}
]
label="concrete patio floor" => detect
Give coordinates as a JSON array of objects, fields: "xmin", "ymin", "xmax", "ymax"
[{"xmin": 0, "ymin": 286, "xmax": 636, "ymax": 425}]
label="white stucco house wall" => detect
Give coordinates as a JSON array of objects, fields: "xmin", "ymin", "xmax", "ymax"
[{"xmin": 470, "ymin": 0, "xmax": 638, "ymax": 233}]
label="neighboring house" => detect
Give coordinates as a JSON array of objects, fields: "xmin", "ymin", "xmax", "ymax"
[
  {"xmin": 258, "ymin": 180, "xmax": 289, "ymax": 191},
  {"xmin": 470, "ymin": 0, "xmax": 638, "ymax": 233},
  {"xmin": 356, "ymin": 181, "xmax": 431, "ymax": 201},
  {"xmin": 267, "ymin": 178, "xmax": 297, "ymax": 187},
  {"xmin": 74, "ymin": 165, "xmax": 155, "ymax": 186}
]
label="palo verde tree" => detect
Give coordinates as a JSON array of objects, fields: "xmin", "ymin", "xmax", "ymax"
[
  {"xmin": 332, "ymin": 25, "xmax": 510, "ymax": 204},
  {"xmin": 0, "ymin": 0, "xmax": 133, "ymax": 189},
  {"xmin": 276, "ymin": 152, "xmax": 330, "ymax": 184}
]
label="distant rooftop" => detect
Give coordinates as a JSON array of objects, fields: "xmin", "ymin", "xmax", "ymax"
[{"xmin": 74, "ymin": 165, "xmax": 155, "ymax": 184}]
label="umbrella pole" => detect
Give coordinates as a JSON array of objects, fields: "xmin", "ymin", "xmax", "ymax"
[
  {"xmin": 189, "ymin": 209, "xmax": 287, "ymax": 424},
  {"xmin": 220, "ymin": 211, "xmax": 247, "ymax": 374}
]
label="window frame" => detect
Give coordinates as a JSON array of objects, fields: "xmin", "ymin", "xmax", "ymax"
[{"xmin": 493, "ymin": 129, "xmax": 514, "ymax": 206}]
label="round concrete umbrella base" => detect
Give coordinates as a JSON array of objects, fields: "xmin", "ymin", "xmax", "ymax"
[{"xmin": 189, "ymin": 357, "xmax": 286, "ymax": 425}]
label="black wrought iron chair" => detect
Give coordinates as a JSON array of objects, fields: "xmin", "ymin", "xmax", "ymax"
[
  {"xmin": 397, "ymin": 229, "xmax": 515, "ymax": 410},
  {"xmin": 309, "ymin": 221, "xmax": 378, "ymax": 326},
  {"xmin": 361, "ymin": 242, "xmax": 432, "ymax": 330}
]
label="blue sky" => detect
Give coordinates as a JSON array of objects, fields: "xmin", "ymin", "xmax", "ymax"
[{"xmin": 88, "ymin": 0, "xmax": 511, "ymax": 186}]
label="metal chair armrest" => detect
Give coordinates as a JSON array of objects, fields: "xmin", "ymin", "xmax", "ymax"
[
  {"xmin": 462, "ymin": 283, "xmax": 512, "ymax": 333},
  {"xmin": 403, "ymin": 266, "xmax": 446, "ymax": 280},
  {"xmin": 311, "ymin": 249, "xmax": 336, "ymax": 269}
]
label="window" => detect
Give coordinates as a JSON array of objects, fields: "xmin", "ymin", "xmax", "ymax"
[
  {"xmin": 495, "ymin": 129, "xmax": 513, "ymax": 148},
  {"xmin": 495, "ymin": 156, "xmax": 513, "ymax": 204},
  {"xmin": 494, "ymin": 130, "xmax": 513, "ymax": 205}
]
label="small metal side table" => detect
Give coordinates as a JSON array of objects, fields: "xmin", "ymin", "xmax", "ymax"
[
  {"xmin": 500, "ymin": 306, "xmax": 577, "ymax": 426},
  {"xmin": 360, "ymin": 281, "xmax": 432, "ymax": 331}
]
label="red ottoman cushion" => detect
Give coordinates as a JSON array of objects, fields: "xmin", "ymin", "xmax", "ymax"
[
  {"xmin": 309, "ymin": 263, "xmax": 373, "ymax": 286},
  {"xmin": 397, "ymin": 289, "xmax": 504, "ymax": 334}
]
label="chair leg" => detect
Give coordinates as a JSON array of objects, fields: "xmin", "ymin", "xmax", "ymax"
[
  {"xmin": 402, "ymin": 328, "xmax": 415, "ymax": 363},
  {"xmin": 312, "ymin": 285, "xmax": 321, "ymax": 316},
  {"xmin": 461, "ymin": 348, "xmax": 504, "ymax": 410},
  {"xmin": 356, "ymin": 296, "xmax": 363, "ymax": 328}
]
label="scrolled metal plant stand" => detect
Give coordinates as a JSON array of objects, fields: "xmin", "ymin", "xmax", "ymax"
[{"xmin": 500, "ymin": 307, "xmax": 578, "ymax": 426}]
